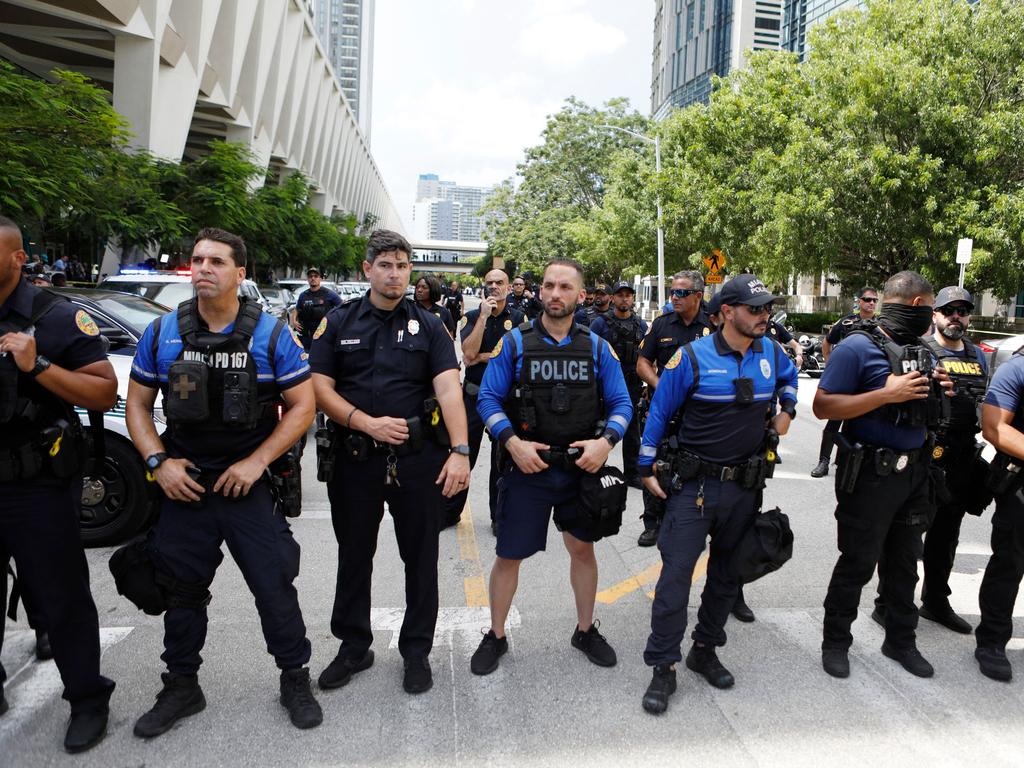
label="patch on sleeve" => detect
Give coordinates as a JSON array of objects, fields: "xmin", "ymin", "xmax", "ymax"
[
  {"xmin": 703, "ymin": 327, "xmax": 710, "ymax": 336},
  {"xmin": 664, "ymin": 347, "xmax": 683, "ymax": 370},
  {"xmin": 312, "ymin": 317, "xmax": 328, "ymax": 340},
  {"xmin": 458, "ymin": 316, "xmax": 468, "ymax": 331},
  {"xmin": 607, "ymin": 341, "xmax": 619, "ymax": 361},
  {"xmin": 75, "ymin": 310, "xmax": 99, "ymax": 337},
  {"xmin": 290, "ymin": 328, "xmax": 305, "ymax": 348},
  {"xmin": 490, "ymin": 337, "xmax": 504, "ymax": 358}
]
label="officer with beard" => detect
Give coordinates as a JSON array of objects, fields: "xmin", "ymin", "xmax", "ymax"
[
  {"xmin": 815, "ymin": 272, "xmax": 953, "ymax": 680},
  {"xmin": 507, "ymin": 275, "xmax": 542, "ymax": 320}
]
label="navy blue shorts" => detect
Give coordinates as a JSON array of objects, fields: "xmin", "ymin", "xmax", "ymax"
[{"xmin": 495, "ymin": 465, "xmax": 595, "ymax": 559}]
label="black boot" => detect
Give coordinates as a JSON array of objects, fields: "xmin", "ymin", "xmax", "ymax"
[
  {"xmin": 641, "ymin": 665, "xmax": 677, "ymax": 714},
  {"xmin": 685, "ymin": 644, "xmax": 735, "ymax": 689},
  {"xmin": 638, "ymin": 525, "xmax": 660, "ymax": 547},
  {"xmin": 810, "ymin": 459, "xmax": 830, "ymax": 478},
  {"xmin": 731, "ymin": 591, "xmax": 755, "ymax": 623},
  {"xmin": 280, "ymin": 668, "xmax": 323, "ymax": 729},
  {"xmin": 133, "ymin": 673, "xmax": 206, "ymax": 739},
  {"xmin": 64, "ymin": 705, "xmax": 108, "ymax": 754},
  {"xmin": 35, "ymin": 630, "xmax": 53, "ymax": 661}
]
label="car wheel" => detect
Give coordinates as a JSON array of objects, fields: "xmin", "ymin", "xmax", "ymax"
[{"xmin": 78, "ymin": 435, "xmax": 159, "ymax": 547}]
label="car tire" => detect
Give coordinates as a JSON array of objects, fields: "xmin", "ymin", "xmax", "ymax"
[{"xmin": 79, "ymin": 434, "xmax": 159, "ymax": 547}]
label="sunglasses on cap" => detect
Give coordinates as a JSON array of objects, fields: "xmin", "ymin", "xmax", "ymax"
[
  {"xmin": 671, "ymin": 288, "xmax": 701, "ymax": 298},
  {"xmin": 938, "ymin": 305, "xmax": 971, "ymax": 317},
  {"xmin": 859, "ymin": 296, "xmax": 878, "ymax": 303}
]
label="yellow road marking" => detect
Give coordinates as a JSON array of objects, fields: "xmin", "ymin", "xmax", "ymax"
[
  {"xmin": 596, "ymin": 552, "xmax": 709, "ymax": 605},
  {"xmin": 456, "ymin": 502, "xmax": 489, "ymax": 607},
  {"xmin": 463, "ymin": 575, "xmax": 489, "ymax": 607}
]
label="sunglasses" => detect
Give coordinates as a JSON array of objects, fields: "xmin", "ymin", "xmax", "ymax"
[
  {"xmin": 671, "ymin": 288, "xmax": 701, "ymax": 298},
  {"xmin": 859, "ymin": 296, "xmax": 878, "ymax": 303},
  {"xmin": 938, "ymin": 305, "xmax": 971, "ymax": 317},
  {"xmin": 742, "ymin": 303, "xmax": 773, "ymax": 316}
]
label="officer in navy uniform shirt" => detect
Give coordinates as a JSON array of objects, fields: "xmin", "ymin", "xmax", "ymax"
[
  {"xmin": 469, "ymin": 258, "xmax": 632, "ymax": 677},
  {"xmin": 128, "ymin": 227, "xmax": 323, "ymax": 736},
  {"xmin": 310, "ymin": 230, "xmax": 470, "ymax": 696},
  {"xmin": 507, "ymin": 275, "xmax": 542, "ymax": 319},
  {"xmin": 0, "ymin": 216, "xmax": 116, "ymax": 753},
  {"xmin": 814, "ymin": 271, "xmax": 952, "ymax": 681},
  {"xmin": 446, "ymin": 268, "xmax": 524, "ymax": 530},
  {"xmin": 637, "ymin": 273, "xmax": 797, "ymax": 714},
  {"xmin": 412, "ymin": 274, "xmax": 456, "ymax": 338},
  {"xmin": 292, "ymin": 267, "xmax": 342, "ymax": 350},
  {"xmin": 635, "ymin": 270, "xmax": 714, "ymax": 548}
]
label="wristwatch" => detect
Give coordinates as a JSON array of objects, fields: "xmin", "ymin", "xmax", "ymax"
[
  {"xmin": 145, "ymin": 452, "xmax": 168, "ymax": 471},
  {"xmin": 451, "ymin": 444, "xmax": 471, "ymax": 456},
  {"xmin": 602, "ymin": 430, "xmax": 620, "ymax": 448},
  {"xmin": 29, "ymin": 355, "xmax": 51, "ymax": 377}
]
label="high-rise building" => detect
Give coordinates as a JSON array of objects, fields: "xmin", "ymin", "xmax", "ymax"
[
  {"xmin": 651, "ymin": 0, "xmax": 783, "ymax": 118},
  {"xmin": 313, "ymin": 0, "xmax": 374, "ymax": 141},
  {"xmin": 412, "ymin": 174, "xmax": 497, "ymax": 262},
  {"xmin": 782, "ymin": 0, "xmax": 859, "ymax": 59}
]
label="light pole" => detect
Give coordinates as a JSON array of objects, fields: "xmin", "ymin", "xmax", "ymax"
[{"xmin": 600, "ymin": 124, "xmax": 665, "ymax": 311}]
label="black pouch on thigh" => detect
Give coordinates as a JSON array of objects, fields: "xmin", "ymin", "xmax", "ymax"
[{"xmin": 576, "ymin": 466, "xmax": 628, "ymax": 541}]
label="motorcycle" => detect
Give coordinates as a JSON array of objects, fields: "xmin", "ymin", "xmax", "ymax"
[{"xmin": 798, "ymin": 333, "xmax": 825, "ymax": 378}]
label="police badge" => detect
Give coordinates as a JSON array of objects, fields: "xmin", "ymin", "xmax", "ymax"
[{"xmin": 408, "ymin": 319, "xmax": 420, "ymax": 335}]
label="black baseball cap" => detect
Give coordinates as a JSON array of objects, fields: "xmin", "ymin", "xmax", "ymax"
[
  {"xmin": 307, "ymin": 267, "xmax": 321, "ymax": 276},
  {"xmin": 719, "ymin": 274, "xmax": 777, "ymax": 306},
  {"xmin": 594, "ymin": 284, "xmax": 608, "ymax": 295},
  {"xmin": 611, "ymin": 280, "xmax": 634, "ymax": 294},
  {"xmin": 707, "ymin": 293, "xmax": 722, "ymax": 314},
  {"xmin": 934, "ymin": 286, "xmax": 974, "ymax": 310}
]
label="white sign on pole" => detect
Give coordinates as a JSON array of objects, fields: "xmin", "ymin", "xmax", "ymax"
[{"xmin": 955, "ymin": 238, "xmax": 973, "ymax": 264}]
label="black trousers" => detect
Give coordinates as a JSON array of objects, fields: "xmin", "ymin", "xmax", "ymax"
[
  {"xmin": 622, "ymin": 382, "xmax": 642, "ymax": 480},
  {"xmin": 0, "ymin": 482, "xmax": 114, "ymax": 712},
  {"xmin": 977, "ymin": 487, "xmax": 1024, "ymax": 650},
  {"xmin": 328, "ymin": 444, "xmax": 446, "ymax": 660},
  {"xmin": 818, "ymin": 420, "xmax": 841, "ymax": 462},
  {"xmin": 151, "ymin": 483, "xmax": 311, "ymax": 676},
  {"xmin": 443, "ymin": 391, "xmax": 499, "ymax": 523},
  {"xmin": 823, "ymin": 456, "xmax": 931, "ymax": 652}
]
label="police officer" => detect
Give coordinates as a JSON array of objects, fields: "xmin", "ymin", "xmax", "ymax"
[
  {"xmin": 590, "ymin": 280, "xmax": 648, "ymax": 486},
  {"xmin": 635, "ymin": 270, "xmax": 714, "ymax": 547},
  {"xmin": 815, "ymin": 271, "xmax": 951, "ymax": 680},
  {"xmin": 507, "ymin": 275, "xmax": 542, "ymax": 319},
  {"xmin": 292, "ymin": 267, "xmax": 342, "ymax": 349},
  {"xmin": 445, "ymin": 269, "xmax": 524, "ymax": 531},
  {"xmin": 637, "ymin": 274, "xmax": 797, "ymax": 714},
  {"xmin": 413, "ymin": 274, "xmax": 456, "ymax": 337},
  {"xmin": 469, "ymin": 258, "xmax": 632, "ymax": 676},
  {"xmin": 444, "ymin": 279, "xmax": 464, "ymax": 326},
  {"xmin": 810, "ymin": 287, "xmax": 879, "ymax": 477},
  {"xmin": 574, "ymin": 285, "xmax": 599, "ymax": 326},
  {"xmin": 126, "ymin": 227, "xmax": 322, "ymax": 735},
  {"xmin": 310, "ymin": 230, "xmax": 470, "ymax": 695},
  {"xmin": 0, "ymin": 215, "xmax": 116, "ymax": 752}
]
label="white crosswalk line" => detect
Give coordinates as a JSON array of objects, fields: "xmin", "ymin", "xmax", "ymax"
[{"xmin": 372, "ymin": 606, "xmax": 522, "ymax": 649}]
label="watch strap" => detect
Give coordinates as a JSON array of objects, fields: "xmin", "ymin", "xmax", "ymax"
[{"xmin": 29, "ymin": 355, "xmax": 51, "ymax": 377}]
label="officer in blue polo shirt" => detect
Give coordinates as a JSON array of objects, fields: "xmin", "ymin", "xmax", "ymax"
[
  {"xmin": 814, "ymin": 271, "xmax": 951, "ymax": 682},
  {"xmin": 469, "ymin": 258, "xmax": 632, "ymax": 677},
  {"xmin": 127, "ymin": 228, "xmax": 322, "ymax": 736},
  {"xmin": 637, "ymin": 273, "xmax": 797, "ymax": 714}
]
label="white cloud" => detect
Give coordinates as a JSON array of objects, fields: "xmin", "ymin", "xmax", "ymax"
[{"xmin": 519, "ymin": 9, "xmax": 628, "ymax": 69}]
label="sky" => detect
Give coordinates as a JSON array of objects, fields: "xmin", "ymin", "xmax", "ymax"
[{"xmin": 370, "ymin": 0, "xmax": 653, "ymax": 232}]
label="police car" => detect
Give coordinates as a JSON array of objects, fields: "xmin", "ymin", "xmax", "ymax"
[{"xmin": 99, "ymin": 269, "xmax": 274, "ymax": 313}]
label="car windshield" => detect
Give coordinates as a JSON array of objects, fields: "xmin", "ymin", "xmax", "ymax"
[
  {"xmin": 101, "ymin": 281, "xmax": 195, "ymax": 309},
  {"xmin": 91, "ymin": 294, "xmax": 169, "ymax": 335}
]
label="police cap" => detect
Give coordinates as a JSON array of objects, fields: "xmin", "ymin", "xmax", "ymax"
[
  {"xmin": 594, "ymin": 284, "xmax": 609, "ymax": 295},
  {"xmin": 934, "ymin": 286, "xmax": 974, "ymax": 310},
  {"xmin": 719, "ymin": 274, "xmax": 777, "ymax": 307},
  {"xmin": 611, "ymin": 280, "xmax": 634, "ymax": 295},
  {"xmin": 306, "ymin": 267, "xmax": 321, "ymax": 276}
]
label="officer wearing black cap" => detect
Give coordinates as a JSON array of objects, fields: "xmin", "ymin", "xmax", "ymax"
[
  {"xmin": 590, "ymin": 280, "xmax": 648, "ymax": 486},
  {"xmin": 638, "ymin": 273, "xmax": 797, "ymax": 714},
  {"xmin": 310, "ymin": 230, "xmax": 470, "ymax": 696},
  {"xmin": 0, "ymin": 215, "xmax": 116, "ymax": 753},
  {"xmin": 444, "ymin": 268, "xmax": 524, "ymax": 531},
  {"xmin": 815, "ymin": 271, "xmax": 952, "ymax": 680},
  {"xmin": 635, "ymin": 270, "xmax": 714, "ymax": 547},
  {"xmin": 292, "ymin": 267, "xmax": 342, "ymax": 350},
  {"xmin": 126, "ymin": 227, "xmax": 323, "ymax": 735},
  {"xmin": 469, "ymin": 258, "xmax": 633, "ymax": 676},
  {"xmin": 574, "ymin": 285, "xmax": 600, "ymax": 326},
  {"xmin": 810, "ymin": 287, "xmax": 879, "ymax": 477},
  {"xmin": 507, "ymin": 275, "xmax": 542, "ymax": 319}
]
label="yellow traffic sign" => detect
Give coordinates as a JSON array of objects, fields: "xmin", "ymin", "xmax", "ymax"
[
  {"xmin": 703, "ymin": 248, "xmax": 726, "ymax": 274},
  {"xmin": 705, "ymin": 274, "xmax": 723, "ymax": 284}
]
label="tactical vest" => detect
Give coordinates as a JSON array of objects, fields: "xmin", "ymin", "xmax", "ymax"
[
  {"xmin": 297, "ymin": 290, "xmax": 332, "ymax": 332},
  {"xmin": 924, "ymin": 337, "xmax": 986, "ymax": 436},
  {"xmin": 164, "ymin": 298, "xmax": 275, "ymax": 434},
  {"xmin": 601, "ymin": 311, "xmax": 643, "ymax": 369},
  {"xmin": 507, "ymin": 322, "xmax": 602, "ymax": 446}
]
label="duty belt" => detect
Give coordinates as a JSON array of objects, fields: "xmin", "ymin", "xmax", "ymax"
[
  {"xmin": 538, "ymin": 446, "xmax": 582, "ymax": 472},
  {"xmin": 862, "ymin": 444, "xmax": 928, "ymax": 475}
]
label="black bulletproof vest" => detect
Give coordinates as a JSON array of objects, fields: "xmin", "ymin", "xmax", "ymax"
[
  {"xmin": 925, "ymin": 338, "xmax": 987, "ymax": 435},
  {"xmin": 164, "ymin": 298, "xmax": 269, "ymax": 434},
  {"xmin": 601, "ymin": 311, "xmax": 643, "ymax": 369},
  {"xmin": 509, "ymin": 323, "xmax": 601, "ymax": 445},
  {"xmin": 297, "ymin": 289, "xmax": 332, "ymax": 332}
]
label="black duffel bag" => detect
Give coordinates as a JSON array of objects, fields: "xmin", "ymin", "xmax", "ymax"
[
  {"xmin": 730, "ymin": 506, "xmax": 793, "ymax": 584},
  {"xmin": 578, "ymin": 465, "xmax": 628, "ymax": 541},
  {"xmin": 109, "ymin": 538, "xmax": 167, "ymax": 616}
]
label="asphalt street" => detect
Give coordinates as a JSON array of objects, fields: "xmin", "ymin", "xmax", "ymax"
[{"xmin": 4, "ymin": 326, "xmax": 1024, "ymax": 766}]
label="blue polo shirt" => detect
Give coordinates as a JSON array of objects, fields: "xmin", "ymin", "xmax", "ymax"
[
  {"xmin": 985, "ymin": 354, "xmax": 1024, "ymax": 430},
  {"xmin": 638, "ymin": 332, "xmax": 798, "ymax": 469}
]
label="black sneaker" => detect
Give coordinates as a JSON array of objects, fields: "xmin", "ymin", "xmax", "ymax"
[
  {"xmin": 35, "ymin": 630, "xmax": 53, "ymax": 661},
  {"xmin": 280, "ymin": 668, "xmax": 323, "ymax": 729},
  {"xmin": 685, "ymin": 644, "xmax": 734, "ymax": 689},
  {"xmin": 571, "ymin": 622, "xmax": 617, "ymax": 667},
  {"xmin": 731, "ymin": 596, "xmax": 755, "ymax": 623},
  {"xmin": 641, "ymin": 665, "xmax": 677, "ymax": 714},
  {"xmin": 133, "ymin": 673, "xmax": 206, "ymax": 739},
  {"xmin": 822, "ymin": 648, "xmax": 850, "ymax": 678},
  {"xmin": 919, "ymin": 604, "xmax": 972, "ymax": 634},
  {"xmin": 471, "ymin": 630, "xmax": 508, "ymax": 676},
  {"xmin": 810, "ymin": 459, "xmax": 830, "ymax": 478},
  {"xmin": 64, "ymin": 706, "xmax": 108, "ymax": 754},
  {"xmin": 881, "ymin": 642, "xmax": 934, "ymax": 678},
  {"xmin": 318, "ymin": 648, "xmax": 375, "ymax": 690},
  {"xmin": 403, "ymin": 656, "xmax": 432, "ymax": 694},
  {"xmin": 637, "ymin": 527, "xmax": 659, "ymax": 547},
  {"xmin": 975, "ymin": 646, "xmax": 1012, "ymax": 682}
]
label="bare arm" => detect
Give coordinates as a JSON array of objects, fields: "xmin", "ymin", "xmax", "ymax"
[
  {"xmin": 983, "ymin": 404, "xmax": 1024, "ymax": 461},
  {"xmin": 822, "ymin": 338, "xmax": 833, "ymax": 361},
  {"xmin": 462, "ymin": 301, "xmax": 495, "ymax": 364},
  {"xmin": 0, "ymin": 331, "xmax": 116, "ymax": 411},
  {"xmin": 637, "ymin": 355, "xmax": 659, "ymax": 389},
  {"xmin": 433, "ymin": 368, "xmax": 470, "ymax": 496}
]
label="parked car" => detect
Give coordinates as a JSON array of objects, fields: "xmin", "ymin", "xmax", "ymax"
[
  {"xmin": 259, "ymin": 286, "xmax": 293, "ymax": 322},
  {"xmin": 978, "ymin": 334, "xmax": 1024, "ymax": 377},
  {"xmin": 99, "ymin": 270, "xmax": 274, "ymax": 313}
]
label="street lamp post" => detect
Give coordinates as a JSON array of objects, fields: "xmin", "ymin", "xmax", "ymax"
[{"xmin": 600, "ymin": 124, "xmax": 665, "ymax": 312}]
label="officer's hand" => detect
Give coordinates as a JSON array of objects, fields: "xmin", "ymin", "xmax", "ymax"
[
  {"xmin": 155, "ymin": 458, "xmax": 205, "ymax": 503},
  {"xmin": 481, "ymin": 295, "xmax": 498, "ymax": 317},
  {"xmin": 794, "ymin": 353, "xmax": 804, "ymax": 368},
  {"xmin": 507, "ymin": 436, "xmax": 550, "ymax": 474},
  {"xmin": 436, "ymin": 453, "xmax": 471, "ymax": 497},
  {"xmin": 883, "ymin": 371, "xmax": 930, "ymax": 403},
  {"xmin": 214, "ymin": 457, "xmax": 267, "ymax": 498},
  {"xmin": 363, "ymin": 416, "xmax": 410, "ymax": 445},
  {"xmin": 0, "ymin": 331, "xmax": 37, "ymax": 372},
  {"xmin": 642, "ymin": 475, "xmax": 667, "ymax": 499},
  {"xmin": 932, "ymin": 364, "xmax": 956, "ymax": 397},
  {"xmin": 771, "ymin": 412, "xmax": 792, "ymax": 436},
  {"xmin": 570, "ymin": 438, "xmax": 612, "ymax": 474}
]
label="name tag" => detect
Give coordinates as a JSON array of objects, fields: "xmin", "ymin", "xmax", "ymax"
[{"xmin": 337, "ymin": 339, "xmax": 361, "ymax": 346}]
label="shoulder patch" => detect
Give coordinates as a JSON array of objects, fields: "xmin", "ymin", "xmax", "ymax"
[
  {"xmin": 664, "ymin": 347, "xmax": 683, "ymax": 370},
  {"xmin": 75, "ymin": 310, "xmax": 99, "ymax": 336},
  {"xmin": 760, "ymin": 358, "xmax": 772, "ymax": 379},
  {"xmin": 607, "ymin": 340, "xmax": 619, "ymax": 361},
  {"xmin": 490, "ymin": 337, "xmax": 504, "ymax": 358},
  {"xmin": 290, "ymin": 327, "xmax": 305, "ymax": 349},
  {"xmin": 458, "ymin": 316, "xmax": 468, "ymax": 331},
  {"xmin": 312, "ymin": 317, "xmax": 328, "ymax": 340},
  {"xmin": 702, "ymin": 327, "xmax": 710, "ymax": 336}
]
